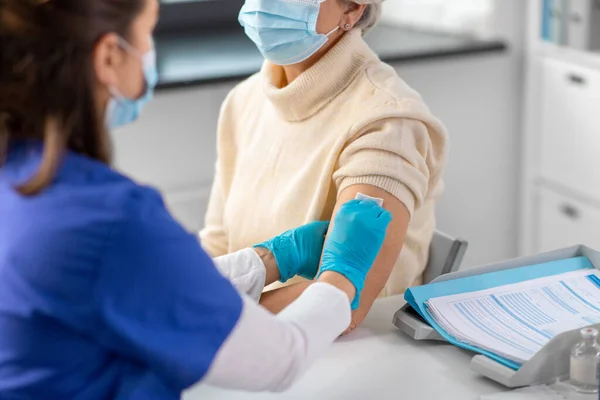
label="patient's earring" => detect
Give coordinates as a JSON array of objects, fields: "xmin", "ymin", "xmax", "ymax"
[{"xmin": 344, "ymin": 23, "xmax": 351, "ymax": 30}]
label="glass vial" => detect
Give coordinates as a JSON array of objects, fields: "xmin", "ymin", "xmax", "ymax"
[{"xmin": 570, "ymin": 327, "xmax": 600, "ymax": 394}]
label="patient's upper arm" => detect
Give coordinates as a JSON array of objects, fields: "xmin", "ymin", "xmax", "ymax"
[
  {"xmin": 327, "ymin": 117, "xmax": 443, "ymax": 303},
  {"xmin": 332, "ymin": 184, "xmax": 410, "ymax": 277}
]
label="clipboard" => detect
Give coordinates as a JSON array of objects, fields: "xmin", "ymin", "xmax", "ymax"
[{"xmin": 393, "ymin": 245, "xmax": 600, "ymax": 388}]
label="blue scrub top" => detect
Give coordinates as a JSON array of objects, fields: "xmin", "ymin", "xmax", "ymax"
[{"xmin": 0, "ymin": 142, "xmax": 243, "ymax": 400}]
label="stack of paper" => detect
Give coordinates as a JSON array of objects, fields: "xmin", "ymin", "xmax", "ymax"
[
  {"xmin": 405, "ymin": 257, "xmax": 600, "ymax": 369},
  {"xmin": 428, "ymin": 269, "xmax": 600, "ymax": 364}
]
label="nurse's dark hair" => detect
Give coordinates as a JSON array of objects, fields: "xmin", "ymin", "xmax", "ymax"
[{"xmin": 0, "ymin": 0, "xmax": 145, "ymax": 195}]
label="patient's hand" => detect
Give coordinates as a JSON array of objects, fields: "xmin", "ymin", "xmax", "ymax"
[
  {"xmin": 341, "ymin": 309, "xmax": 366, "ymax": 336},
  {"xmin": 342, "ymin": 320, "xmax": 358, "ymax": 336}
]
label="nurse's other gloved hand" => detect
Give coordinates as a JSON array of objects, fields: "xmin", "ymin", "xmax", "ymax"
[
  {"xmin": 253, "ymin": 221, "xmax": 330, "ymax": 283},
  {"xmin": 317, "ymin": 199, "xmax": 392, "ymax": 310}
]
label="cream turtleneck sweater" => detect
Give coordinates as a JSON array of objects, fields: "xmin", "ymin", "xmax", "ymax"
[{"xmin": 200, "ymin": 30, "xmax": 448, "ymax": 296}]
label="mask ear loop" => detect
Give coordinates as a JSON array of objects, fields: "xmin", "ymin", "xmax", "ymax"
[
  {"xmin": 116, "ymin": 36, "xmax": 144, "ymax": 60},
  {"xmin": 107, "ymin": 85, "xmax": 125, "ymax": 102},
  {"xmin": 325, "ymin": 25, "xmax": 340, "ymax": 36},
  {"xmin": 106, "ymin": 38, "xmax": 137, "ymax": 104},
  {"xmin": 111, "ymin": 36, "xmax": 155, "ymax": 100}
]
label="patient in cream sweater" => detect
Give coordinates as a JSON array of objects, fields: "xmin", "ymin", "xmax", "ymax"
[{"xmin": 200, "ymin": 0, "xmax": 448, "ymax": 332}]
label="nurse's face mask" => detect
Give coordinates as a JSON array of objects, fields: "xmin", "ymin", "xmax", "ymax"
[
  {"xmin": 238, "ymin": 0, "xmax": 340, "ymax": 66},
  {"xmin": 106, "ymin": 37, "xmax": 158, "ymax": 130}
]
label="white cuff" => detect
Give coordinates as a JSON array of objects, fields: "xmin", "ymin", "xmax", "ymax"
[{"xmin": 213, "ymin": 248, "xmax": 266, "ymax": 301}]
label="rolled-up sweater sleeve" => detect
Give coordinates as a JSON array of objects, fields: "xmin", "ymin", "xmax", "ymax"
[{"xmin": 333, "ymin": 117, "xmax": 441, "ymax": 217}]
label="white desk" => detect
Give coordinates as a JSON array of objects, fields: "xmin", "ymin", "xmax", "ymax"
[{"xmin": 183, "ymin": 296, "xmax": 509, "ymax": 400}]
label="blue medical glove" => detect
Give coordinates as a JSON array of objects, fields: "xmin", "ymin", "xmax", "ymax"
[
  {"xmin": 254, "ymin": 221, "xmax": 330, "ymax": 282},
  {"xmin": 318, "ymin": 199, "xmax": 392, "ymax": 310}
]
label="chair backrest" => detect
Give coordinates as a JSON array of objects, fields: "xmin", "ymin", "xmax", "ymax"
[{"xmin": 422, "ymin": 230, "xmax": 468, "ymax": 285}]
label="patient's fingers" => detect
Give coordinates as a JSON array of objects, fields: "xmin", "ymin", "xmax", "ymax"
[{"xmin": 341, "ymin": 321, "xmax": 357, "ymax": 336}]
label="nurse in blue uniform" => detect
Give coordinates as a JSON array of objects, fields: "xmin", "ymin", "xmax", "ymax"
[{"xmin": 0, "ymin": 0, "xmax": 392, "ymax": 399}]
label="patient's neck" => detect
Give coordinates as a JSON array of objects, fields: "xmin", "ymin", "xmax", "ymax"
[
  {"xmin": 281, "ymin": 63, "xmax": 310, "ymax": 86},
  {"xmin": 281, "ymin": 32, "xmax": 344, "ymax": 85}
]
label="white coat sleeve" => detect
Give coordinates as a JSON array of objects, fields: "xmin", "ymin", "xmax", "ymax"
[
  {"xmin": 202, "ymin": 282, "xmax": 351, "ymax": 392},
  {"xmin": 212, "ymin": 248, "xmax": 266, "ymax": 302}
]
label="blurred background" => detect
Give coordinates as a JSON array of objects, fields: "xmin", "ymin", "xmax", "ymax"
[{"xmin": 112, "ymin": 0, "xmax": 600, "ymax": 270}]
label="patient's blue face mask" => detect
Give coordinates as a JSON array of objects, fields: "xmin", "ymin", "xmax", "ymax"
[
  {"xmin": 239, "ymin": 0, "xmax": 340, "ymax": 66},
  {"xmin": 106, "ymin": 37, "xmax": 158, "ymax": 130}
]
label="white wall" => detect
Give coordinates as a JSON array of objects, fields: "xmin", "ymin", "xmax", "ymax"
[
  {"xmin": 394, "ymin": 53, "xmax": 522, "ymax": 269},
  {"xmin": 397, "ymin": 0, "xmax": 526, "ymax": 269},
  {"xmin": 111, "ymin": 83, "xmax": 235, "ymax": 231},
  {"xmin": 382, "ymin": 0, "xmax": 495, "ymax": 37}
]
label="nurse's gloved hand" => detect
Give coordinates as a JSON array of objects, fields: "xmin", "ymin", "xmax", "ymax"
[
  {"xmin": 317, "ymin": 199, "xmax": 392, "ymax": 310},
  {"xmin": 254, "ymin": 221, "xmax": 330, "ymax": 283}
]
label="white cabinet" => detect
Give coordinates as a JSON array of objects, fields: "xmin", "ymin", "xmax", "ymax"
[
  {"xmin": 539, "ymin": 58, "xmax": 600, "ymax": 200},
  {"xmin": 521, "ymin": 1, "xmax": 600, "ymax": 256},
  {"xmin": 536, "ymin": 186, "xmax": 600, "ymax": 253}
]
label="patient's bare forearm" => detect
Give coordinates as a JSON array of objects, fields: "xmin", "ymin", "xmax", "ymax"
[{"xmin": 260, "ymin": 282, "xmax": 313, "ymax": 314}]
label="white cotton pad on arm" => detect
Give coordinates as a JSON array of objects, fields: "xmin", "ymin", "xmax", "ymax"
[{"xmin": 354, "ymin": 192, "xmax": 384, "ymax": 207}]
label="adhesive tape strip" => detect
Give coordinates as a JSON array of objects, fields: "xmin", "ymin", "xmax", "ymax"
[{"xmin": 355, "ymin": 193, "xmax": 384, "ymax": 207}]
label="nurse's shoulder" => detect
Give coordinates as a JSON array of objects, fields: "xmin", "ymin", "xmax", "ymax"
[
  {"xmin": 0, "ymin": 144, "xmax": 169, "ymax": 298},
  {"xmin": 0, "ymin": 145, "xmax": 237, "ymax": 398}
]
